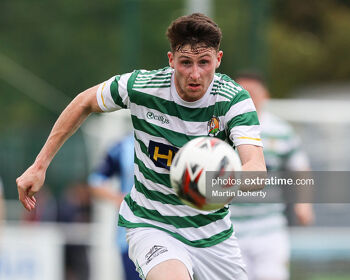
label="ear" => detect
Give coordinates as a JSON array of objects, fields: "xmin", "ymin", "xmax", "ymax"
[
  {"xmin": 215, "ymin": 50, "xmax": 223, "ymax": 69},
  {"xmin": 168, "ymin": 51, "xmax": 174, "ymax": 68}
]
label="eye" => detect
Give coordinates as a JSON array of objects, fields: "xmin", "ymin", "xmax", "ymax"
[
  {"xmin": 181, "ymin": 60, "xmax": 191, "ymax": 66},
  {"xmin": 199, "ymin": 60, "xmax": 209, "ymax": 65}
]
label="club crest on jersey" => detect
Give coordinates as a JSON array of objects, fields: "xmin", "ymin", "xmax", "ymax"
[{"xmin": 207, "ymin": 116, "xmax": 220, "ymax": 136}]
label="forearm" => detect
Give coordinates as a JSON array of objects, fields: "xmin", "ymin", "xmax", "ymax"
[
  {"xmin": 238, "ymin": 145, "xmax": 266, "ymax": 172},
  {"xmin": 17, "ymin": 85, "xmax": 102, "ymax": 210},
  {"xmin": 241, "ymin": 160, "xmax": 266, "ymax": 172},
  {"xmin": 238, "ymin": 145, "xmax": 266, "ymax": 191}
]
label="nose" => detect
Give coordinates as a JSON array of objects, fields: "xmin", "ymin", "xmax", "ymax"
[{"xmin": 190, "ymin": 64, "xmax": 200, "ymax": 80}]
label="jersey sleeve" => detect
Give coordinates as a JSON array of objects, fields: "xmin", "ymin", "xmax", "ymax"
[
  {"xmin": 96, "ymin": 72, "xmax": 133, "ymax": 112},
  {"xmin": 225, "ymin": 89, "xmax": 263, "ymax": 147}
]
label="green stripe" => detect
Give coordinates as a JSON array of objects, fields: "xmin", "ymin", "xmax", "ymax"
[
  {"xmin": 124, "ymin": 195, "xmax": 229, "ymax": 228},
  {"xmin": 132, "ymin": 116, "xmax": 199, "ymax": 147},
  {"xmin": 136, "ymin": 76, "xmax": 171, "ymax": 81},
  {"xmin": 138, "ymin": 68, "xmax": 171, "ymax": 76},
  {"xmin": 223, "ymin": 83, "xmax": 238, "ymax": 91},
  {"xmin": 118, "ymin": 213, "xmax": 233, "ymax": 248},
  {"xmin": 227, "ymin": 111, "xmax": 260, "ymax": 131},
  {"xmin": 134, "ymin": 134, "xmax": 149, "ymax": 156},
  {"xmin": 127, "ymin": 70, "xmax": 140, "ymax": 99},
  {"xmin": 135, "ymin": 81, "xmax": 171, "ymax": 85},
  {"xmin": 217, "ymin": 92, "xmax": 233, "ymax": 101},
  {"xmin": 134, "ymin": 154, "xmax": 170, "ymax": 187},
  {"xmin": 216, "ymin": 73, "xmax": 235, "ymax": 83},
  {"xmin": 110, "ymin": 75, "xmax": 127, "ymax": 109},
  {"xmin": 130, "ymin": 89, "xmax": 219, "ymax": 122},
  {"xmin": 134, "ymin": 179, "xmax": 183, "ymax": 205},
  {"xmin": 218, "ymin": 88, "xmax": 236, "ymax": 97},
  {"xmin": 233, "ymin": 90, "xmax": 251, "ymax": 103},
  {"xmin": 133, "ymin": 85, "xmax": 171, "ymax": 89}
]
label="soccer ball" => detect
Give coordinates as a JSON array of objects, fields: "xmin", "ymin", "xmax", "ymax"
[{"xmin": 170, "ymin": 137, "xmax": 242, "ymax": 210}]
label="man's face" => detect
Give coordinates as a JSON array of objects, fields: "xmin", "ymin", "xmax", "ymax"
[
  {"xmin": 168, "ymin": 45, "xmax": 223, "ymax": 102},
  {"xmin": 236, "ymin": 78, "xmax": 269, "ymax": 114}
]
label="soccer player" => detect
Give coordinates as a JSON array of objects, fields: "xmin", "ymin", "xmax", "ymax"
[
  {"xmin": 88, "ymin": 133, "xmax": 140, "ymax": 280},
  {"xmin": 230, "ymin": 73, "xmax": 314, "ymax": 280},
  {"xmin": 0, "ymin": 177, "xmax": 4, "ymax": 223},
  {"xmin": 16, "ymin": 13, "xmax": 265, "ymax": 280}
]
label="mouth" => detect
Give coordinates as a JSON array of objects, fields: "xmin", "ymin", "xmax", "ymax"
[{"xmin": 188, "ymin": 83, "xmax": 201, "ymax": 90}]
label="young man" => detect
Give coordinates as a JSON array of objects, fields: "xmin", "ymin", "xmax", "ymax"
[
  {"xmin": 17, "ymin": 13, "xmax": 265, "ymax": 280},
  {"xmin": 230, "ymin": 73, "xmax": 314, "ymax": 280}
]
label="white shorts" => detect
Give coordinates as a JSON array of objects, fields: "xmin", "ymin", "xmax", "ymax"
[
  {"xmin": 126, "ymin": 227, "xmax": 247, "ymax": 280},
  {"xmin": 238, "ymin": 230, "xmax": 290, "ymax": 280}
]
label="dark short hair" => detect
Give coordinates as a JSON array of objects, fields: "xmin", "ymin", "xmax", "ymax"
[{"xmin": 166, "ymin": 13, "xmax": 222, "ymax": 52}]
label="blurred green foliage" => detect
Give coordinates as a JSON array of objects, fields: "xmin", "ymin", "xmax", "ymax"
[{"xmin": 1, "ymin": 0, "xmax": 350, "ymax": 197}]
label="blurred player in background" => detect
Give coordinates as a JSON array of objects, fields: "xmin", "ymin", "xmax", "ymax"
[
  {"xmin": 0, "ymin": 177, "xmax": 5, "ymax": 223},
  {"xmin": 16, "ymin": 13, "xmax": 266, "ymax": 280},
  {"xmin": 230, "ymin": 72, "xmax": 314, "ymax": 280},
  {"xmin": 88, "ymin": 133, "xmax": 140, "ymax": 280}
]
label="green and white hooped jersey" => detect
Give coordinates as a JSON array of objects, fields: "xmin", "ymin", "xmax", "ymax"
[
  {"xmin": 230, "ymin": 112, "xmax": 310, "ymax": 238},
  {"xmin": 97, "ymin": 66, "xmax": 262, "ymax": 248}
]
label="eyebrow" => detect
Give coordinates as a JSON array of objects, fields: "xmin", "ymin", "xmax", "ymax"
[{"xmin": 178, "ymin": 54, "xmax": 211, "ymax": 59}]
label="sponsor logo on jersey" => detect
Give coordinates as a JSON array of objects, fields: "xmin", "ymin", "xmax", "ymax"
[
  {"xmin": 146, "ymin": 112, "xmax": 170, "ymax": 124},
  {"xmin": 207, "ymin": 116, "xmax": 220, "ymax": 136},
  {"xmin": 148, "ymin": 141, "xmax": 179, "ymax": 170},
  {"xmin": 145, "ymin": 245, "xmax": 168, "ymax": 265}
]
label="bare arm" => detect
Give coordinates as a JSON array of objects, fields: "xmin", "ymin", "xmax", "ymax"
[
  {"xmin": 237, "ymin": 144, "xmax": 266, "ymax": 191},
  {"xmin": 16, "ymin": 85, "xmax": 102, "ymax": 211},
  {"xmin": 237, "ymin": 144, "xmax": 266, "ymax": 172}
]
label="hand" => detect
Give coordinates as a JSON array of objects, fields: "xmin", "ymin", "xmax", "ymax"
[
  {"xmin": 16, "ymin": 164, "xmax": 46, "ymax": 211},
  {"xmin": 294, "ymin": 203, "xmax": 314, "ymax": 226}
]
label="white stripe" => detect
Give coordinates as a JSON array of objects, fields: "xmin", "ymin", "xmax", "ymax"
[
  {"xmin": 96, "ymin": 76, "xmax": 121, "ymax": 112},
  {"xmin": 138, "ymin": 68, "xmax": 173, "ymax": 76},
  {"xmin": 96, "ymin": 73, "xmax": 132, "ymax": 112},
  {"xmin": 118, "ymin": 72, "xmax": 132, "ymax": 107},
  {"xmin": 134, "ymin": 164, "xmax": 173, "ymax": 195},
  {"xmin": 130, "ymin": 103, "xmax": 208, "ymax": 136},
  {"xmin": 134, "ymin": 129, "xmax": 175, "ymax": 148},
  {"xmin": 130, "ymin": 184, "xmax": 217, "ymax": 217},
  {"xmin": 230, "ymin": 125, "xmax": 263, "ymax": 147},
  {"xmin": 225, "ymin": 98, "xmax": 257, "ymax": 125},
  {"xmin": 120, "ymin": 199, "xmax": 231, "ymax": 241}
]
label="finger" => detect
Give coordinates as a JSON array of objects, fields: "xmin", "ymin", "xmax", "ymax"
[
  {"xmin": 17, "ymin": 182, "xmax": 32, "ymax": 211},
  {"xmin": 26, "ymin": 195, "xmax": 36, "ymax": 207},
  {"xmin": 22, "ymin": 197, "xmax": 32, "ymax": 211},
  {"xmin": 26, "ymin": 196, "xmax": 37, "ymax": 211},
  {"xmin": 19, "ymin": 188, "xmax": 35, "ymax": 211},
  {"xmin": 28, "ymin": 196, "xmax": 36, "ymax": 208}
]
